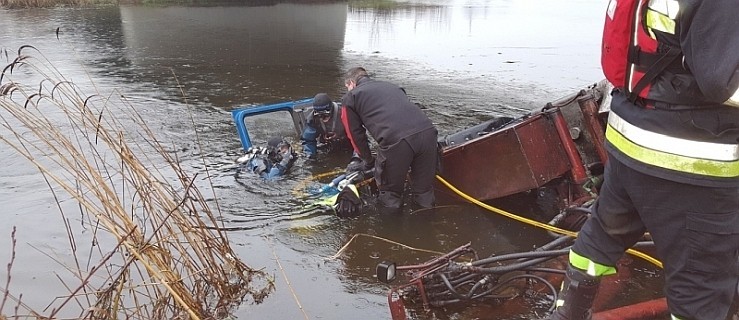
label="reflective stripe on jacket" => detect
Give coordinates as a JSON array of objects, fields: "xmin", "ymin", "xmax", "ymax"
[{"xmin": 606, "ymin": 111, "xmax": 739, "ymax": 178}]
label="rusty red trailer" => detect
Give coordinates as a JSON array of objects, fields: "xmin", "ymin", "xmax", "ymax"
[{"xmin": 435, "ymin": 80, "xmax": 612, "ymax": 213}]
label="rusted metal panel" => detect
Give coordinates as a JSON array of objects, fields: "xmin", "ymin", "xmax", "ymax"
[{"xmin": 436, "ymin": 112, "xmax": 571, "ymax": 203}]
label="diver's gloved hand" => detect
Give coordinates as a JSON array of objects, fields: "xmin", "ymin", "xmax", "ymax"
[
  {"xmin": 346, "ymin": 158, "xmax": 362, "ymax": 173},
  {"xmin": 277, "ymin": 150, "xmax": 295, "ymax": 170},
  {"xmin": 278, "ymin": 155, "xmax": 291, "ymax": 168},
  {"xmin": 335, "ymin": 184, "xmax": 362, "ymax": 218},
  {"xmin": 346, "ymin": 156, "xmax": 374, "ymax": 174},
  {"xmin": 237, "ymin": 146, "xmax": 266, "ymax": 163}
]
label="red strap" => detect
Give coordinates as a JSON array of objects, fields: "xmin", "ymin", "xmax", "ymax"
[{"xmin": 340, "ymin": 106, "xmax": 362, "ymax": 156}]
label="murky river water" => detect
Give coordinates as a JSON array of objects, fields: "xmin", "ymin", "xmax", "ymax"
[{"xmin": 0, "ymin": 1, "xmax": 672, "ymax": 319}]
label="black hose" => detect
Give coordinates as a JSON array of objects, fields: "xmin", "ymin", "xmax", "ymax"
[
  {"xmin": 470, "ymin": 235, "xmax": 571, "ymax": 267},
  {"xmin": 487, "ymin": 274, "xmax": 558, "ymax": 312},
  {"xmin": 537, "ymin": 235, "xmax": 575, "ymax": 251},
  {"xmin": 472, "ymin": 248, "xmax": 570, "ymax": 266},
  {"xmin": 473, "ymin": 256, "xmax": 563, "ymax": 274},
  {"xmin": 437, "ymin": 273, "xmax": 466, "ymax": 300},
  {"xmin": 411, "ymin": 236, "xmax": 574, "ymax": 310},
  {"xmin": 430, "ymin": 273, "xmax": 558, "ymax": 312},
  {"xmin": 424, "ymin": 273, "xmax": 480, "ymax": 291},
  {"xmin": 465, "ymin": 275, "xmax": 493, "ymax": 300},
  {"xmin": 523, "ymin": 267, "xmax": 566, "ymax": 275}
]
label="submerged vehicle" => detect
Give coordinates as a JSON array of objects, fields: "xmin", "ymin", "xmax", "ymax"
[
  {"xmin": 231, "ymin": 80, "xmax": 613, "ymax": 217},
  {"xmin": 230, "ymin": 80, "xmax": 738, "ymax": 319}
]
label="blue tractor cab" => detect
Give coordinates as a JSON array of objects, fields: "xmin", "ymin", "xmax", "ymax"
[{"xmin": 231, "ymin": 98, "xmax": 314, "ymax": 150}]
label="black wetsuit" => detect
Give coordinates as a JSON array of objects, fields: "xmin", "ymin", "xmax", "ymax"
[
  {"xmin": 341, "ymin": 76, "xmax": 438, "ymax": 211},
  {"xmin": 301, "ymin": 102, "xmax": 351, "ymax": 158}
]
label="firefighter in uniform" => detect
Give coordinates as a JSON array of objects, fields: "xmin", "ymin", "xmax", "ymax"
[
  {"xmin": 301, "ymin": 93, "xmax": 352, "ymax": 159},
  {"xmin": 547, "ymin": 0, "xmax": 739, "ymax": 319},
  {"xmin": 340, "ymin": 67, "xmax": 438, "ymax": 213}
]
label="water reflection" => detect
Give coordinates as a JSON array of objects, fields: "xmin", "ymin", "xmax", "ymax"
[
  {"xmin": 345, "ymin": 0, "xmax": 606, "ymax": 93},
  {"xmin": 118, "ymin": 3, "xmax": 348, "ymax": 108},
  {"xmin": 0, "ymin": 1, "xmax": 668, "ymax": 319}
]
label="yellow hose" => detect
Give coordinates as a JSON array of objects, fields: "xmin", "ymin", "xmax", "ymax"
[
  {"xmin": 435, "ymin": 175, "xmax": 663, "ymax": 268},
  {"xmin": 291, "ymin": 168, "xmax": 345, "ymax": 198}
]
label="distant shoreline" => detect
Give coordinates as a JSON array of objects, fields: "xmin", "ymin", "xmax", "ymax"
[{"xmin": 1, "ymin": 0, "xmax": 348, "ymax": 9}]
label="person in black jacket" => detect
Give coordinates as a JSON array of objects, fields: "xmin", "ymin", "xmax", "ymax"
[{"xmin": 340, "ymin": 67, "xmax": 438, "ymax": 213}]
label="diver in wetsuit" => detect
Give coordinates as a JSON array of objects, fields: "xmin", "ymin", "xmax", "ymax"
[
  {"xmin": 244, "ymin": 137, "xmax": 297, "ymax": 180},
  {"xmin": 301, "ymin": 93, "xmax": 352, "ymax": 159}
]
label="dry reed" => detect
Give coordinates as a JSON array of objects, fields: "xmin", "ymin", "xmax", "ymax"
[
  {"xmin": 0, "ymin": 0, "xmax": 93, "ymax": 8},
  {"xmin": 0, "ymin": 46, "xmax": 274, "ymax": 319}
]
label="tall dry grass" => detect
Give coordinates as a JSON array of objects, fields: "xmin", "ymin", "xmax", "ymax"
[
  {"xmin": 0, "ymin": 0, "xmax": 96, "ymax": 8},
  {"xmin": 0, "ymin": 45, "xmax": 274, "ymax": 319}
]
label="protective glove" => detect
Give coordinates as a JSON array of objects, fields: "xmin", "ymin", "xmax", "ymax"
[
  {"xmin": 236, "ymin": 146, "xmax": 265, "ymax": 163},
  {"xmin": 346, "ymin": 156, "xmax": 375, "ymax": 173},
  {"xmin": 334, "ymin": 184, "xmax": 362, "ymax": 218},
  {"xmin": 346, "ymin": 158, "xmax": 362, "ymax": 173},
  {"xmin": 236, "ymin": 153, "xmax": 254, "ymax": 164},
  {"xmin": 278, "ymin": 149, "xmax": 294, "ymax": 168},
  {"xmin": 320, "ymin": 132, "xmax": 337, "ymax": 143}
]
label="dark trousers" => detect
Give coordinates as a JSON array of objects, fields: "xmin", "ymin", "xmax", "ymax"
[
  {"xmin": 374, "ymin": 127, "xmax": 438, "ymax": 211},
  {"xmin": 573, "ymin": 154, "xmax": 739, "ymax": 320}
]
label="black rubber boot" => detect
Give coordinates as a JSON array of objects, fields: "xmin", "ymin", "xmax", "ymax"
[
  {"xmin": 545, "ymin": 265, "xmax": 600, "ymax": 320},
  {"xmin": 377, "ymin": 190, "xmax": 403, "ymax": 214}
]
